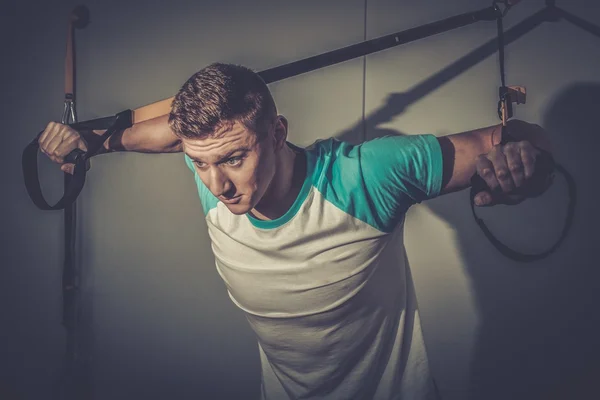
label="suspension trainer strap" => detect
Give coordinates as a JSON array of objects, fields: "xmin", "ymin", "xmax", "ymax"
[
  {"xmin": 22, "ymin": 110, "xmax": 132, "ymax": 210},
  {"xmin": 24, "ymin": 3, "xmax": 511, "ymax": 211},
  {"xmin": 469, "ymin": 1, "xmax": 576, "ymax": 262}
]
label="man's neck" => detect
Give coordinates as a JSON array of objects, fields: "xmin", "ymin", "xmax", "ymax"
[{"xmin": 250, "ymin": 144, "xmax": 306, "ymax": 221}]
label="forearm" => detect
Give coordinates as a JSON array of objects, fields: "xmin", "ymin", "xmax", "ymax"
[
  {"xmin": 92, "ymin": 114, "xmax": 182, "ymax": 155},
  {"xmin": 438, "ymin": 123, "xmax": 499, "ymax": 194},
  {"xmin": 438, "ymin": 120, "xmax": 552, "ymax": 195}
]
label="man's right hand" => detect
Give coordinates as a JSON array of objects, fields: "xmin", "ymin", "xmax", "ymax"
[{"xmin": 39, "ymin": 122, "xmax": 89, "ymax": 175}]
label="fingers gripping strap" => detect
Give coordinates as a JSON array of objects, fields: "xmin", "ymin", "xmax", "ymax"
[
  {"xmin": 469, "ymin": 129, "xmax": 575, "ymax": 262},
  {"xmin": 22, "ymin": 110, "xmax": 132, "ymax": 210},
  {"xmin": 22, "ymin": 136, "xmax": 87, "ymax": 210},
  {"xmin": 470, "ymin": 162, "xmax": 576, "ymax": 262}
]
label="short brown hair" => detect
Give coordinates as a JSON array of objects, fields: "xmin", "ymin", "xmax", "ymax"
[{"xmin": 168, "ymin": 63, "xmax": 277, "ymax": 140}]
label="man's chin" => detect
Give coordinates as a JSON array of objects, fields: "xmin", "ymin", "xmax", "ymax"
[{"xmin": 224, "ymin": 203, "xmax": 252, "ymax": 215}]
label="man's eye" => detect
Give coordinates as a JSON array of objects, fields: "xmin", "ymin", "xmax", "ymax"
[
  {"xmin": 194, "ymin": 161, "xmax": 207, "ymax": 168},
  {"xmin": 225, "ymin": 157, "xmax": 242, "ymax": 166}
]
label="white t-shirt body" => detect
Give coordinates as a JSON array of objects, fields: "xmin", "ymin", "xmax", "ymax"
[{"xmin": 184, "ymin": 134, "xmax": 443, "ymax": 399}]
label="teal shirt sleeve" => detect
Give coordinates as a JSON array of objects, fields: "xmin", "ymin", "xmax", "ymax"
[
  {"xmin": 313, "ymin": 134, "xmax": 443, "ymax": 233},
  {"xmin": 359, "ymin": 133, "xmax": 443, "ymax": 204},
  {"xmin": 183, "ymin": 154, "xmax": 219, "ymax": 215}
]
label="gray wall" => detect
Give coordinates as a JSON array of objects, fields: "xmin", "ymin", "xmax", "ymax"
[{"xmin": 2, "ymin": 0, "xmax": 599, "ymax": 399}]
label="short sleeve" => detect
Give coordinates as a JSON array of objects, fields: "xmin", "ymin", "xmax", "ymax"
[
  {"xmin": 311, "ymin": 134, "xmax": 443, "ymax": 233},
  {"xmin": 359, "ymin": 134, "xmax": 443, "ymax": 208}
]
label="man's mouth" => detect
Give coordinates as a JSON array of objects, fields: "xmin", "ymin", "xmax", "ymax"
[{"xmin": 221, "ymin": 195, "xmax": 242, "ymax": 204}]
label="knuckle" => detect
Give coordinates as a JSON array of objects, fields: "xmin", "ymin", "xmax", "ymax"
[
  {"xmin": 509, "ymin": 163, "xmax": 523, "ymax": 173},
  {"xmin": 481, "ymin": 168, "xmax": 494, "ymax": 178},
  {"xmin": 522, "ymin": 155, "xmax": 536, "ymax": 165},
  {"xmin": 490, "ymin": 145, "xmax": 502, "ymax": 156},
  {"xmin": 504, "ymin": 142, "xmax": 518, "ymax": 151},
  {"xmin": 496, "ymin": 169, "xmax": 510, "ymax": 181},
  {"xmin": 65, "ymin": 135, "xmax": 78, "ymax": 145},
  {"xmin": 518, "ymin": 140, "xmax": 532, "ymax": 151}
]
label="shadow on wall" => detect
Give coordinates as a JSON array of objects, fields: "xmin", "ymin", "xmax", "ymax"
[
  {"xmin": 329, "ymin": 4, "xmax": 600, "ymax": 395},
  {"xmin": 356, "ymin": 82, "xmax": 598, "ymax": 400},
  {"xmin": 0, "ymin": 383, "xmax": 22, "ymax": 400},
  {"xmin": 423, "ymin": 82, "xmax": 600, "ymax": 400},
  {"xmin": 338, "ymin": 78, "xmax": 600, "ymax": 398},
  {"xmin": 454, "ymin": 82, "xmax": 599, "ymax": 400}
]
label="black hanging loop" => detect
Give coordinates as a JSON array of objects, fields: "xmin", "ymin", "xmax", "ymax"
[
  {"xmin": 24, "ymin": 1, "xmax": 509, "ymax": 211},
  {"xmin": 469, "ymin": 1, "xmax": 576, "ymax": 262},
  {"xmin": 22, "ymin": 110, "xmax": 132, "ymax": 210}
]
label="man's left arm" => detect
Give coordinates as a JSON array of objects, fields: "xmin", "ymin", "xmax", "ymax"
[{"xmin": 437, "ymin": 119, "xmax": 554, "ymax": 206}]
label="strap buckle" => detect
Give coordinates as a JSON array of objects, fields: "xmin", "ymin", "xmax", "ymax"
[{"xmin": 497, "ymin": 86, "xmax": 527, "ymax": 122}]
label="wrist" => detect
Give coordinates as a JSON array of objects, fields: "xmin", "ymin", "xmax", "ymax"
[
  {"xmin": 491, "ymin": 124, "xmax": 503, "ymax": 146},
  {"xmin": 95, "ymin": 129, "xmax": 112, "ymax": 154},
  {"xmin": 79, "ymin": 129, "xmax": 111, "ymax": 155}
]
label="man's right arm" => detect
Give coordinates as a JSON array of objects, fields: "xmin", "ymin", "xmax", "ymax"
[
  {"xmin": 39, "ymin": 114, "xmax": 182, "ymax": 174},
  {"xmin": 95, "ymin": 114, "xmax": 182, "ymax": 154}
]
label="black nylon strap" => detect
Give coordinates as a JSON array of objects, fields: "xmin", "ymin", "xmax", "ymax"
[
  {"xmin": 25, "ymin": 4, "xmax": 505, "ymax": 211},
  {"xmin": 469, "ymin": 127, "xmax": 576, "ymax": 262},
  {"xmin": 22, "ymin": 110, "xmax": 132, "ymax": 210},
  {"xmin": 497, "ymin": 14, "xmax": 507, "ymax": 88},
  {"xmin": 470, "ymin": 161, "xmax": 576, "ymax": 262},
  {"xmin": 468, "ymin": 3, "xmax": 576, "ymax": 262},
  {"xmin": 22, "ymin": 138, "xmax": 87, "ymax": 210}
]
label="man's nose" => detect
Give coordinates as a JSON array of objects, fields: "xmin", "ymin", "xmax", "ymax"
[{"xmin": 207, "ymin": 168, "xmax": 233, "ymax": 198}]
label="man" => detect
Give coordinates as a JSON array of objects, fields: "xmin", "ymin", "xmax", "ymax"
[{"xmin": 39, "ymin": 63, "xmax": 553, "ymax": 399}]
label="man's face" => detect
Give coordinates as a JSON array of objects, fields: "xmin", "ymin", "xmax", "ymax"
[{"xmin": 182, "ymin": 120, "xmax": 279, "ymax": 215}]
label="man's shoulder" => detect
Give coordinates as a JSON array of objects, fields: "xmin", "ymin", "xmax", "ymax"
[
  {"xmin": 303, "ymin": 137, "xmax": 356, "ymax": 160},
  {"xmin": 304, "ymin": 137, "xmax": 340, "ymax": 152}
]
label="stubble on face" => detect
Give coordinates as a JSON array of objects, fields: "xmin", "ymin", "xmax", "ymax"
[{"xmin": 182, "ymin": 122, "xmax": 277, "ymax": 215}]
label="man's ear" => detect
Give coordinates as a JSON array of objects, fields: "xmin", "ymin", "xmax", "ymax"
[{"xmin": 273, "ymin": 115, "xmax": 288, "ymax": 150}]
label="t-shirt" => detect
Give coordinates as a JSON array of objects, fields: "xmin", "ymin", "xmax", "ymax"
[{"xmin": 184, "ymin": 134, "xmax": 444, "ymax": 399}]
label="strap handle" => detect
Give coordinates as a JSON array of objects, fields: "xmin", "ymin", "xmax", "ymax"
[
  {"xmin": 22, "ymin": 110, "xmax": 132, "ymax": 210},
  {"xmin": 469, "ymin": 129, "xmax": 576, "ymax": 262},
  {"xmin": 467, "ymin": 1, "xmax": 576, "ymax": 262}
]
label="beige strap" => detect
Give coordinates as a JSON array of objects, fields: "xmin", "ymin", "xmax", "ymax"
[
  {"xmin": 500, "ymin": 86, "xmax": 526, "ymax": 126},
  {"xmin": 132, "ymin": 97, "xmax": 174, "ymax": 124},
  {"xmin": 507, "ymin": 86, "xmax": 526, "ymax": 104},
  {"xmin": 64, "ymin": 13, "xmax": 75, "ymax": 96}
]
